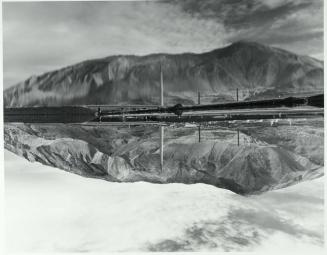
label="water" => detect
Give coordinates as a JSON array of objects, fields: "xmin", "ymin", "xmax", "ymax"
[{"xmin": 4, "ymin": 118, "xmax": 324, "ymax": 194}]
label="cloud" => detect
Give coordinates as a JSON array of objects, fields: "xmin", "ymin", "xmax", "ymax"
[
  {"xmin": 2, "ymin": 0, "xmax": 323, "ymax": 89},
  {"xmin": 3, "ymin": 1, "xmax": 229, "ymax": 88},
  {"xmin": 172, "ymin": 0, "xmax": 323, "ymax": 56}
]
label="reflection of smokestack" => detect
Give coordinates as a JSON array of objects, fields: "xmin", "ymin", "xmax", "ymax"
[
  {"xmin": 237, "ymin": 129, "xmax": 240, "ymax": 146},
  {"xmin": 160, "ymin": 125, "xmax": 164, "ymax": 171},
  {"xmin": 160, "ymin": 63, "xmax": 164, "ymax": 107},
  {"xmin": 159, "ymin": 63, "xmax": 164, "ymax": 172}
]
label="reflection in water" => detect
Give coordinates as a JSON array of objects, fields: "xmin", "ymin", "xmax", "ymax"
[
  {"xmin": 160, "ymin": 126, "xmax": 164, "ymax": 172},
  {"xmin": 160, "ymin": 125, "xmax": 240, "ymax": 166},
  {"xmin": 4, "ymin": 119, "xmax": 324, "ymax": 194}
]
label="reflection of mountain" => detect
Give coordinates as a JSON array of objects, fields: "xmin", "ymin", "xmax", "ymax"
[
  {"xmin": 4, "ymin": 122, "xmax": 323, "ymax": 194},
  {"xmin": 4, "ymin": 41, "xmax": 323, "ymax": 107}
]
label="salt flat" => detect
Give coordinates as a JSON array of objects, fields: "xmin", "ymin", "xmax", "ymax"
[{"xmin": 4, "ymin": 150, "xmax": 324, "ymax": 252}]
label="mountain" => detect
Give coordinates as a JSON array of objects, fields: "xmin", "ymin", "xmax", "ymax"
[
  {"xmin": 3, "ymin": 41, "xmax": 323, "ymax": 107},
  {"xmin": 4, "ymin": 121, "xmax": 323, "ymax": 194}
]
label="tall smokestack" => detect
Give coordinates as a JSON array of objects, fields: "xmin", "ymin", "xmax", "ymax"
[{"xmin": 160, "ymin": 63, "xmax": 164, "ymax": 107}]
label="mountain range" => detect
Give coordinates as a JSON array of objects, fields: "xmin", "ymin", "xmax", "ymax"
[
  {"xmin": 4, "ymin": 122, "xmax": 323, "ymax": 194},
  {"xmin": 3, "ymin": 41, "xmax": 324, "ymax": 194},
  {"xmin": 4, "ymin": 41, "xmax": 323, "ymax": 107}
]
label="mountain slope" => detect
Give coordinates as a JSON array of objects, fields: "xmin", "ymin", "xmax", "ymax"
[
  {"xmin": 4, "ymin": 41, "xmax": 323, "ymax": 107},
  {"xmin": 4, "ymin": 123, "xmax": 323, "ymax": 194}
]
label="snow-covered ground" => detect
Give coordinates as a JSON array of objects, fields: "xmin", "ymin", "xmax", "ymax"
[{"xmin": 4, "ymin": 150, "xmax": 324, "ymax": 252}]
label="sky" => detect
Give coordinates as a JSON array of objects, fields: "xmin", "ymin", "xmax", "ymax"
[{"xmin": 2, "ymin": 0, "xmax": 324, "ymax": 89}]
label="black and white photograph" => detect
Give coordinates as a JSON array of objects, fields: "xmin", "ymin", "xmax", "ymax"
[{"xmin": 1, "ymin": 0, "xmax": 325, "ymax": 253}]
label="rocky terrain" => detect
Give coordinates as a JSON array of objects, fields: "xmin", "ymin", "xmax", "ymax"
[
  {"xmin": 4, "ymin": 41, "xmax": 323, "ymax": 107},
  {"xmin": 4, "ymin": 121, "xmax": 323, "ymax": 194}
]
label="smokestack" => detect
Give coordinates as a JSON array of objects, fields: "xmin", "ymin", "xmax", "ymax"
[
  {"xmin": 159, "ymin": 63, "xmax": 164, "ymax": 172},
  {"xmin": 160, "ymin": 63, "xmax": 164, "ymax": 107}
]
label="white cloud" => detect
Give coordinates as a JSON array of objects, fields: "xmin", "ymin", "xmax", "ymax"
[
  {"xmin": 3, "ymin": 1, "xmax": 229, "ymax": 88},
  {"xmin": 2, "ymin": 1, "xmax": 323, "ymax": 88}
]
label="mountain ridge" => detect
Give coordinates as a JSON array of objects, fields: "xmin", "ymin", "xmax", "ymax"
[
  {"xmin": 4, "ymin": 123, "xmax": 324, "ymax": 194},
  {"xmin": 4, "ymin": 41, "xmax": 323, "ymax": 107}
]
